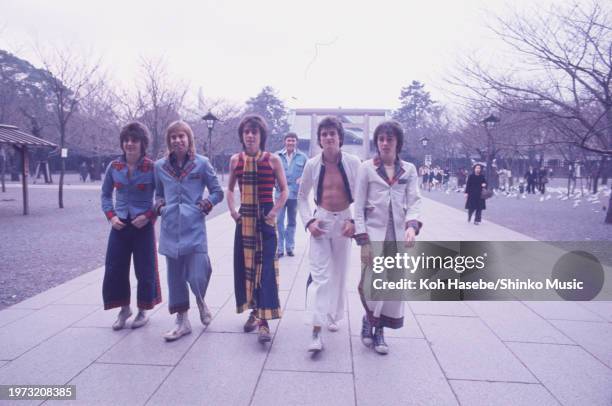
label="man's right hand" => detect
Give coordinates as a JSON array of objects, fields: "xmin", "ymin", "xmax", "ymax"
[
  {"xmin": 307, "ymin": 219, "xmax": 325, "ymax": 237},
  {"xmin": 361, "ymin": 243, "xmax": 373, "ymax": 265},
  {"xmin": 110, "ymin": 216, "xmax": 126, "ymax": 230}
]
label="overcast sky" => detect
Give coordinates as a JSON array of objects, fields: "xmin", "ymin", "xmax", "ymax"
[{"xmin": 1, "ymin": 0, "xmax": 565, "ymax": 111}]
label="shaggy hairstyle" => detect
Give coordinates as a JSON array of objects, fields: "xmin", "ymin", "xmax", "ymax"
[
  {"xmin": 284, "ymin": 132, "xmax": 298, "ymax": 141},
  {"xmin": 317, "ymin": 116, "xmax": 344, "ymax": 148},
  {"xmin": 165, "ymin": 120, "xmax": 196, "ymax": 157},
  {"xmin": 119, "ymin": 121, "xmax": 150, "ymax": 156},
  {"xmin": 238, "ymin": 114, "xmax": 268, "ymax": 150},
  {"xmin": 472, "ymin": 163, "xmax": 483, "ymax": 173},
  {"xmin": 373, "ymin": 120, "xmax": 404, "ymax": 156}
]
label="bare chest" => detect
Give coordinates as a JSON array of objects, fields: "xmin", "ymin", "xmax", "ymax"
[{"xmin": 320, "ymin": 164, "xmax": 349, "ymax": 210}]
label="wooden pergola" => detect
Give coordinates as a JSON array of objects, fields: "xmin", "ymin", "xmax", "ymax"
[{"xmin": 0, "ymin": 124, "xmax": 58, "ymax": 215}]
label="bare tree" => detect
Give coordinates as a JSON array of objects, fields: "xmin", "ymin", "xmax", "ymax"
[
  {"xmin": 69, "ymin": 79, "xmax": 122, "ymax": 178},
  {"xmin": 125, "ymin": 57, "xmax": 188, "ymax": 158},
  {"xmin": 453, "ymin": 1, "xmax": 612, "ymax": 222},
  {"xmin": 37, "ymin": 45, "xmax": 102, "ymax": 208}
]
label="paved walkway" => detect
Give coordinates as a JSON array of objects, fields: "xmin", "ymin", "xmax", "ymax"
[{"xmin": 0, "ymin": 198, "xmax": 610, "ymax": 405}]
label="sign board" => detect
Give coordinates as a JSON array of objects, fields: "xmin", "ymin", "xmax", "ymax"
[{"xmin": 61, "ymin": 148, "xmax": 68, "ymax": 158}]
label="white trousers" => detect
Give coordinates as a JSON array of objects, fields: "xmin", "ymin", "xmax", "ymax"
[{"xmin": 306, "ymin": 207, "xmax": 352, "ymax": 326}]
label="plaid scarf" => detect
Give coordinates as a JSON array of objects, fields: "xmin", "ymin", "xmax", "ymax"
[{"xmin": 240, "ymin": 151, "xmax": 264, "ymax": 309}]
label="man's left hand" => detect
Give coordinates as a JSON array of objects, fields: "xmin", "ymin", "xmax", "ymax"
[
  {"xmin": 342, "ymin": 220, "xmax": 355, "ymax": 237},
  {"xmin": 131, "ymin": 214, "xmax": 149, "ymax": 229},
  {"xmin": 404, "ymin": 227, "xmax": 416, "ymax": 248}
]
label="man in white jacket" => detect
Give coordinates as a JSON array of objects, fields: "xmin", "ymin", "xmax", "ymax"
[
  {"xmin": 353, "ymin": 120, "xmax": 422, "ymax": 354},
  {"xmin": 297, "ymin": 116, "xmax": 361, "ymax": 352}
]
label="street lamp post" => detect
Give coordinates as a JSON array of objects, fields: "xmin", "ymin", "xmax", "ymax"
[
  {"xmin": 202, "ymin": 110, "xmax": 219, "ymax": 174},
  {"xmin": 481, "ymin": 114, "xmax": 500, "ymax": 178},
  {"xmin": 420, "ymin": 136, "xmax": 431, "ymax": 167}
]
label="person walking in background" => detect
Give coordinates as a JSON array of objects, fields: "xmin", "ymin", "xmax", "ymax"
[
  {"xmin": 88, "ymin": 162, "xmax": 96, "ymax": 182},
  {"xmin": 420, "ymin": 166, "xmax": 429, "ymax": 190},
  {"xmin": 101, "ymin": 121, "xmax": 161, "ymax": 331},
  {"xmin": 435, "ymin": 167, "xmax": 443, "ymax": 190},
  {"xmin": 524, "ymin": 166, "xmax": 537, "ymax": 194},
  {"xmin": 353, "ymin": 121, "xmax": 422, "ymax": 355},
  {"xmin": 155, "ymin": 121, "xmax": 224, "ymax": 342},
  {"xmin": 443, "ymin": 167, "xmax": 450, "ymax": 190},
  {"xmin": 465, "ymin": 163, "xmax": 487, "ymax": 225},
  {"xmin": 427, "ymin": 167, "xmax": 435, "ymax": 191},
  {"xmin": 80, "ymin": 161, "xmax": 89, "ymax": 182},
  {"xmin": 456, "ymin": 167, "xmax": 467, "ymax": 191},
  {"xmin": 538, "ymin": 166, "xmax": 548, "ymax": 194},
  {"xmin": 227, "ymin": 114, "xmax": 288, "ymax": 344},
  {"xmin": 275, "ymin": 132, "xmax": 307, "ymax": 258},
  {"xmin": 297, "ymin": 116, "xmax": 360, "ymax": 353},
  {"xmin": 497, "ymin": 168, "xmax": 509, "ymax": 194}
]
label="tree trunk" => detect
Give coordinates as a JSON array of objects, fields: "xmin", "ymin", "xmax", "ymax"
[
  {"xmin": 592, "ymin": 156, "xmax": 606, "ymax": 194},
  {"xmin": 58, "ymin": 126, "xmax": 65, "ymax": 209},
  {"xmin": 1, "ymin": 147, "xmax": 5, "ymax": 193},
  {"xmin": 605, "ymin": 108, "xmax": 612, "ymax": 223},
  {"xmin": 152, "ymin": 127, "xmax": 160, "ymax": 159},
  {"xmin": 92, "ymin": 156, "xmax": 101, "ymax": 181},
  {"xmin": 59, "ymin": 158, "xmax": 65, "ymax": 209}
]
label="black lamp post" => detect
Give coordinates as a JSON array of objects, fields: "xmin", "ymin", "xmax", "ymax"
[
  {"xmin": 202, "ymin": 110, "xmax": 218, "ymax": 166},
  {"xmin": 481, "ymin": 114, "xmax": 500, "ymax": 176},
  {"xmin": 420, "ymin": 136, "xmax": 431, "ymax": 167}
]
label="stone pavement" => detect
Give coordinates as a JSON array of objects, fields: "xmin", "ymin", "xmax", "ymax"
[{"xmin": 0, "ymin": 197, "xmax": 610, "ymax": 405}]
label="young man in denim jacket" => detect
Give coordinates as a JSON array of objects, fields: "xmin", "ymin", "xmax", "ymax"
[
  {"xmin": 275, "ymin": 132, "xmax": 308, "ymax": 257},
  {"xmin": 154, "ymin": 121, "xmax": 224, "ymax": 341}
]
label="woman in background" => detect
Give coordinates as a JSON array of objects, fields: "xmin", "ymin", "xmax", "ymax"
[{"xmin": 465, "ymin": 164, "xmax": 487, "ymax": 224}]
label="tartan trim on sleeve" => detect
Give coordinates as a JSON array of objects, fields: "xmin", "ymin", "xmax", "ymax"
[
  {"xmin": 155, "ymin": 200, "xmax": 165, "ymax": 216},
  {"xmin": 143, "ymin": 209, "xmax": 156, "ymax": 220},
  {"xmin": 199, "ymin": 199, "xmax": 213, "ymax": 214},
  {"xmin": 353, "ymin": 232, "xmax": 370, "ymax": 246},
  {"xmin": 405, "ymin": 220, "xmax": 423, "ymax": 235}
]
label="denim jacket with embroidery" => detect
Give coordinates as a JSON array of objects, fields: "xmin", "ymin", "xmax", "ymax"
[
  {"xmin": 100, "ymin": 155, "xmax": 155, "ymax": 221},
  {"xmin": 154, "ymin": 153, "xmax": 224, "ymax": 259}
]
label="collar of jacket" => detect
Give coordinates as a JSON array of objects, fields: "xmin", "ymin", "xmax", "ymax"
[
  {"xmin": 315, "ymin": 151, "xmax": 353, "ymax": 205},
  {"xmin": 163, "ymin": 152, "xmax": 196, "ymax": 180},
  {"xmin": 373, "ymin": 155, "xmax": 405, "ymax": 185},
  {"xmin": 278, "ymin": 148, "xmax": 304, "ymax": 159},
  {"xmin": 116, "ymin": 154, "xmax": 152, "ymax": 172}
]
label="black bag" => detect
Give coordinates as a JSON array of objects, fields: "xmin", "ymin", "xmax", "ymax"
[{"xmin": 480, "ymin": 188, "xmax": 493, "ymax": 200}]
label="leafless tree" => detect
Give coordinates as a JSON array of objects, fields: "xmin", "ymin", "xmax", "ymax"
[
  {"xmin": 452, "ymin": 1, "xmax": 612, "ymax": 222},
  {"xmin": 36, "ymin": 45, "xmax": 102, "ymax": 208},
  {"xmin": 123, "ymin": 57, "xmax": 188, "ymax": 159},
  {"xmin": 69, "ymin": 79, "xmax": 122, "ymax": 178}
]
